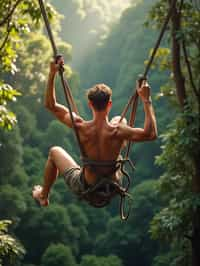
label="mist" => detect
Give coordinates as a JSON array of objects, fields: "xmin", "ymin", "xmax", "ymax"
[{"xmin": 50, "ymin": 0, "xmax": 140, "ymax": 67}]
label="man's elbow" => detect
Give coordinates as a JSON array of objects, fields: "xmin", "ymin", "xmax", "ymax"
[
  {"xmin": 44, "ymin": 101, "xmax": 55, "ymax": 111},
  {"xmin": 149, "ymin": 131, "xmax": 157, "ymax": 140},
  {"xmin": 143, "ymin": 129, "xmax": 157, "ymax": 141},
  {"xmin": 149, "ymin": 128, "xmax": 158, "ymax": 140}
]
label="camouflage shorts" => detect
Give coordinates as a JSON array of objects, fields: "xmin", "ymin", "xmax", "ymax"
[{"xmin": 63, "ymin": 167, "xmax": 85, "ymax": 195}]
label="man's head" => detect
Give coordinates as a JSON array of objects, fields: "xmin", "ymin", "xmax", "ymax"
[{"xmin": 87, "ymin": 83, "xmax": 112, "ymax": 111}]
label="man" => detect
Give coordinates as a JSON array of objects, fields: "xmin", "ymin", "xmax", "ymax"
[{"xmin": 32, "ymin": 58, "xmax": 157, "ymax": 206}]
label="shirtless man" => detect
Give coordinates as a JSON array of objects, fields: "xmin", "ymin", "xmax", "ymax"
[{"xmin": 32, "ymin": 58, "xmax": 157, "ymax": 206}]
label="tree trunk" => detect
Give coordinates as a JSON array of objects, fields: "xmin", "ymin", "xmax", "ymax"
[
  {"xmin": 169, "ymin": 1, "xmax": 200, "ymax": 266},
  {"xmin": 192, "ymin": 156, "xmax": 200, "ymax": 266},
  {"xmin": 170, "ymin": 0, "xmax": 186, "ymax": 108}
]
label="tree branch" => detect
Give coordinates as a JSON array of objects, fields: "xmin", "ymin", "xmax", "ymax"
[
  {"xmin": 179, "ymin": 0, "xmax": 184, "ymax": 13},
  {"xmin": 182, "ymin": 40, "xmax": 199, "ymax": 100},
  {"xmin": 184, "ymin": 234, "xmax": 193, "ymax": 241},
  {"xmin": 0, "ymin": 29, "xmax": 11, "ymax": 52},
  {"xmin": 0, "ymin": 0, "xmax": 22, "ymax": 28},
  {"xmin": 0, "ymin": 17, "xmax": 12, "ymax": 51}
]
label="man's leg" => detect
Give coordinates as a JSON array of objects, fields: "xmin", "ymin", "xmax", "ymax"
[{"xmin": 32, "ymin": 146, "xmax": 78, "ymax": 206}]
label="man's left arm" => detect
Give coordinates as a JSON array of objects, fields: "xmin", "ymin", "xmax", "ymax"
[{"xmin": 117, "ymin": 81, "xmax": 157, "ymax": 142}]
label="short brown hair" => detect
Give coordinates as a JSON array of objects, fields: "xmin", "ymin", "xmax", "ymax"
[{"xmin": 87, "ymin": 84, "xmax": 112, "ymax": 111}]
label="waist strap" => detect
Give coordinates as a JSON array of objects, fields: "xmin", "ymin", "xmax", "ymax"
[
  {"xmin": 80, "ymin": 156, "xmax": 135, "ymax": 221},
  {"xmin": 81, "ymin": 157, "xmax": 119, "ymax": 167}
]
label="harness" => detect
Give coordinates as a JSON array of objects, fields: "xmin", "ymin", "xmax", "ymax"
[{"xmin": 79, "ymin": 157, "xmax": 135, "ymax": 220}]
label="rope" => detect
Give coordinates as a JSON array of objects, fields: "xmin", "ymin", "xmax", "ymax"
[
  {"xmin": 38, "ymin": 0, "xmax": 57, "ymax": 56},
  {"xmin": 38, "ymin": 0, "xmax": 85, "ymax": 157},
  {"xmin": 38, "ymin": 0, "xmax": 133, "ymax": 220},
  {"xmin": 144, "ymin": 0, "xmax": 178, "ymax": 78},
  {"xmin": 117, "ymin": 1, "xmax": 179, "ymax": 219},
  {"xmin": 120, "ymin": 0, "xmax": 178, "ymax": 159},
  {"xmin": 121, "ymin": 0, "xmax": 178, "ymax": 119},
  {"xmin": 38, "ymin": 0, "xmax": 78, "ymax": 114}
]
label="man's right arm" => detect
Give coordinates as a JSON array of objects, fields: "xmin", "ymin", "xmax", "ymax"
[{"xmin": 45, "ymin": 61, "xmax": 83, "ymax": 127}]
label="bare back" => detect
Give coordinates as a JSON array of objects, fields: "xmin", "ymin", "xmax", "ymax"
[{"xmin": 76, "ymin": 118, "xmax": 124, "ymax": 184}]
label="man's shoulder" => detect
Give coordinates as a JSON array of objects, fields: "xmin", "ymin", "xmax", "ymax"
[
  {"xmin": 110, "ymin": 116, "xmax": 127, "ymax": 125},
  {"xmin": 74, "ymin": 117, "xmax": 91, "ymax": 128}
]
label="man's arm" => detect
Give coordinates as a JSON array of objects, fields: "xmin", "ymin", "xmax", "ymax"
[
  {"xmin": 44, "ymin": 59, "xmax": 83, "ymax": 127},
  {"xmin": 117, "ymin": 80, "xmax": 157, "ymax": 142}
]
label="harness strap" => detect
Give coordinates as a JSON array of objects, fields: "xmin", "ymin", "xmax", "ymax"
[
  {"xmin": 80, "ymin": 158, "xmax": 135, "ymax": 220},
  {"xmin": 120, "ymin": 192, "xmax": 133, "ymax": 221},
  {"xmin": 81, "ymin": 157, "xmax": 120, "ymax": 167}
]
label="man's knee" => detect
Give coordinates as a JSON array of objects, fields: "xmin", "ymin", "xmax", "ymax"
[{"xmin": 49, "ymin": 146, "xmax": 63, "ymax": 160}]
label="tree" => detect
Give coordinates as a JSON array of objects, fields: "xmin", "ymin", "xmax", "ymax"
[
  {"xmin": 80, "ymin": 254, "xmax": 123, "ymax": 266},
  {"xmin": 0, "ymin": 220, "xmax": 25, "ymax": 266},
  {"xmin": 94, "ymin": 180, "xmax": 161, "ymax": 266},
  {"xmin": 66, "ymin": 203, "xmax": 90, "ymax": 256},
  {"xmin": 147, "ymin": 1, "xmax": 200, "ymax": 265},
  {"xmin": 14, "ymin": 106, "xmax": 37, "ymax": 144},
  {"xmin": 39, "ymin": 120, "xmax": 75, "ymax": 156},
  {"xmin": 0, "ymin": 185, "xmax": 27, "ymax": 221},
  {"xmin": 17, "ymin": 203, "xmax": 80, "ymax": 265},
  {"xmin": 0, "ymin": 84, "xmax": 21, "ymax": 130},
  {"xmin": 0, "ymin": 0, "xmax": 56, "ymax": 129},
  {"xmin": 41, "ymin": 243, "xmax": 77, "ymax": 266},
  {"xmin": 0, "ymin": 127, "xmax": 23, "ymax": 182}
]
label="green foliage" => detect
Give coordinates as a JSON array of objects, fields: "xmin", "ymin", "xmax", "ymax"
[
  {"xmin": 14, "ymin": 106, "xmax": 37, "ymax": 143},
  {"xmin": 0, "ymin": 220, "xmax": 25, "ymax": 266},
  {"xmin": 0, "ymin": 0, "xmax": 57, "ymax": 129},
  {"xmin": 66, "ymin": 204, "xmax": 90, "ymax": 253},
  {"xmin": 80, "ymin": 254, "xmax": 123, "ymax": 266},
  {"xmin": 40, "ymin": 120, "xmax": 74, "ymax": 155},
  {"xmin": 0, "ymin": 83, "xmax": 21, "ymax": 129},
  {"xmin": 0, "ymin": 185, "xmax": 27, "ymax": 221},
  {"xmin": 150, "ymin": 109, "xmax": 199, "ymax": 242},
  {"xmin": 147, "ymin": 1, "xmax": 200, "ymax": 264},
  {"xmin": 95, "ymin": 180, "xmax": 160, "ymax": 266},
  {"xmin": 28, "ymin": 204, "xmax": 74, "ymax": 243},
  {"xmin": 0, "ymin": 3, "xmax": 84, "ymax": 266},
  {"xmin": 16, "ymin": 204, "xmax": 82, "ymax": 264},
  {"xmin": 41, "ymin": 243, "xmax": 77, "ymax": 266},
  {"xmin": 152, "ymin": 243, "xmax": 191, "ymax": 266},
  {"xmin": 23, "ymin": 146, "xmax": 45, "ymax": 182},
  {"xmin": 0, "ymin": 126, "xmax": 23, "ymax": 181},
  {"xmin": 147, "ymin": 0, "xmax": 200, "ymax": 104},
  {"xmin": 2, "ymin": 0, "xmax": 199, "ymax": 266}
]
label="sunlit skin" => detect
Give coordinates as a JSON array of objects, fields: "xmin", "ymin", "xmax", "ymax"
[{"xmin": 32, "ymin": 57, "xmax": 157, "ymax": 206}]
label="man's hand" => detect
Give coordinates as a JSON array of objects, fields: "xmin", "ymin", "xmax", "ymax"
[
  {"xmin": 136, "ymin": 80, "xmax": 151, "ymax": 102},
  {"xmin": 49, "ymin": 56, "xmax": 64, "ymax": 76}
]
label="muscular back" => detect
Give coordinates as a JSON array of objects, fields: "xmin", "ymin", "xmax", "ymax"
[{"xmin": 75, "ymin": 117, "xmax": 125, "ymax": 184}]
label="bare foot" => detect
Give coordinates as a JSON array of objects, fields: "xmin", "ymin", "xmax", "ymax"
[{"xmin": 32, "ymin": 185, "xmax": 49, "ymax": 206}]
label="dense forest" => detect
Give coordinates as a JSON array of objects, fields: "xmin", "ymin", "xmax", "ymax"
[{"xmin": 0, "ymin": 0, "xmax": 199, "ymax": 266}]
